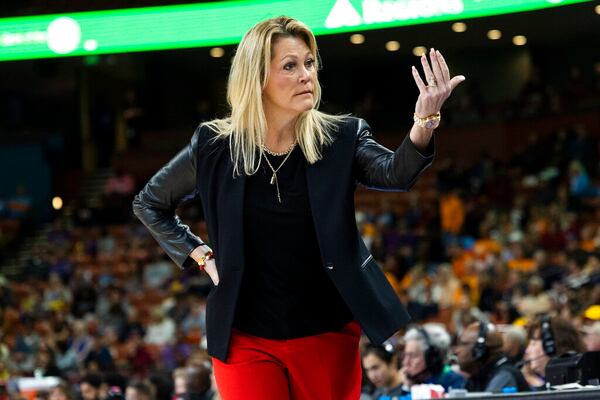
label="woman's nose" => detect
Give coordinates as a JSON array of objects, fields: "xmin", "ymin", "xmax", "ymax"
[{"xmin": 299, "ymin": 66, "xmax": 311, "ymax": 82}]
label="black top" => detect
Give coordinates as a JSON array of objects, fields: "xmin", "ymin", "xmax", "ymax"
[
  {"xmin": 233, "ymin": 145, "xmax": 354, "ymax": 339},
  {"xmin": 466, "ymin": 356, "xmax": 530, "ymax": 393}
]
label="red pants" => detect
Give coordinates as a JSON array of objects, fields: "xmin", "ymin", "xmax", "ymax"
[{"xmin": 212, "ymin": 320, "xmax": 362, "ymax": 400}]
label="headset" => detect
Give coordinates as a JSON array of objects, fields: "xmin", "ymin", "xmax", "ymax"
[
  {"xmin": 418, "ymin": 327, "xmax": 444, "ymax": 376},
  {"xmin": 540, "ymin": 315, "xmax": 557, "ymax": 356},
  {"xmin": 472, "ymin": 320, "xmax": 489, "ymax": 362}
]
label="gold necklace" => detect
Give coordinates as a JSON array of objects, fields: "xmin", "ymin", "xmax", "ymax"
[
  {"xmin": 262, "ymin": 140, "xmax": 297, "ymax": 156},
  {"xmin": 262, "ymin": 141, "xmax": 296, "ymax": 203}
]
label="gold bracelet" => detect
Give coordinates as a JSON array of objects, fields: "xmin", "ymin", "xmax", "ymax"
[
  {"xmin": 413, "ymin": 112, "xmax": 441, "ymax": 130},
  {"xmin": 197, "ymin": 250, "xmax": 214, "ymax": 271}
]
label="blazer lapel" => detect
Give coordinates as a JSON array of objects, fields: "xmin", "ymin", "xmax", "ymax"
[
  {"xmin": 305, "ymin": 138, "xmax": 341, "ymax": 225},
  {"xmin": 230, "ymin": 173, "xmax": 246, "ymax": 263},
  {"xmin": 305, "ymin": 147, "xmax": 339, "ymax": 264},
  {"xmin": 217, "ymin": 157, "xmax": 246, "ymax": 272},
  {"xmin": 305, "ymin": 158, "xmax": 326, "ymax": 223}
]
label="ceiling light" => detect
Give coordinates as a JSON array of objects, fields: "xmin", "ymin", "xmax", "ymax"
[
  {"xmin": 386, "ymin": 41, "xmax": 400, "ymax": 52},
  {"xmin": 412, "ymin": 46, "xmax": 427, "ymax": 57},
  {"xmin": 52, "ymin": 196, "xmax": 63, "ymax": 210},
  {"xmin": 452, "ymin": 22, "xmax": 467, "ymax": 33},
  {"xmin": 210, "ymin": 47, "xmax": 224, "ymax": 58},
  {"xmin": 512, "ymin": 35, "xmax": 527, "ymax": 46},
  {"xmin": 350, "ymin": 34, "xmax": 365, "ymax": 44},
  {"xmin": 487, "ymin": 29, "xmax": 502, "ymax": 40},
  {"xmin": 595, "ymin": 4, "xmax": 600, "ymax": 15}
]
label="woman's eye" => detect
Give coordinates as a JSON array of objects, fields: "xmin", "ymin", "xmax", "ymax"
[
  {"xmin": 284, "ymin": 63, "xmax": 295, "ymax": 71},
  {"xmin": 306, "ymin": 59, "xmax": 315, "ymax": 68}
]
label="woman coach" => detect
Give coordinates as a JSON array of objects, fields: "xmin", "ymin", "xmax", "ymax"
[{"xmin": 133, "ymin": 16, "xmax": 465, "ymax": 400}]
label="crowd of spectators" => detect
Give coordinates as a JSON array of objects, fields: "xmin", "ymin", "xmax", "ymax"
[
  {"xmin": 1, "ymin": 116, "xmax": 599, "ymax": 398},
  {"xmin": 359, "ymin": 120, "xmax": 600, "ymax": 330},
  {"xmin": 0, "ymin": 210, "xmax": 216, "ymax": 399},
  {"xmin": 351, "ymin": 117, "xmax": 600, "ymax": 397}
]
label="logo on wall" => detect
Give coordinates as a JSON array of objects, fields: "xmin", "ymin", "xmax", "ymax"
[
  {"xmin": 325, "ymin": 0, "xmax": 362, "ymax": 28},
  {"xmin": 325, "ymin": 0, "xmax": 464, "ymax": 29}
]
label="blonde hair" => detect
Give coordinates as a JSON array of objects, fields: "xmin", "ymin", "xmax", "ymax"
[{"xmin": 203, "ymin": 16, "xmax": 347, "ymax": 177}]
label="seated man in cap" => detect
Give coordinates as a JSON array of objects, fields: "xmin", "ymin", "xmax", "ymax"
[{"xmin": 454, "ymin": 321, "xmax": 529, "ymax": 393}]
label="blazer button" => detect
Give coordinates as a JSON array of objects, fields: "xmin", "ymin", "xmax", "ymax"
[{"xmin": 325, "ymin": 262, "xmax": 334, "ymax": 270}]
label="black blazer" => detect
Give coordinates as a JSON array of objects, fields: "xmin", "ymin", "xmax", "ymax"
[{"xmin": 133, "ymin": 116, "xmax": 435, "ymax": 362}]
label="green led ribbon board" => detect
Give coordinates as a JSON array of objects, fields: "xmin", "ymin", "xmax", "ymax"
[{"xmin": 0, "ymin": 0, "xmax": 593, "ymax": 62}]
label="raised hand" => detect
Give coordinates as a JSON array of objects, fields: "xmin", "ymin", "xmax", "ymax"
[{"xmin": 411, "ymin": 48, "xmax": 465, "ymax": 118}]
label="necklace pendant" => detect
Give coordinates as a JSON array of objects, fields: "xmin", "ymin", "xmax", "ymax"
[{"xmin": 270, "ymin": 174, "xmax": 276, "ymax": 185}]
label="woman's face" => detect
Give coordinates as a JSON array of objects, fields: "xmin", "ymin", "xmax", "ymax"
[
  {"xmin": 525, "ymin": 330, "xmax": 550, "ymax": 377},
  {"xmin": 263, "ymin": 36, "xmax": 316, "ymax": 120}
]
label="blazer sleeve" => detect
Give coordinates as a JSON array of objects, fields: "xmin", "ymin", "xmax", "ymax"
[
  {"xmin": 353, "ymin": 118, "xmax": 435, "ymax": 191},
  {"xmin": 132, "ymin": 124, "xmax": 205, "ymax": 269}
]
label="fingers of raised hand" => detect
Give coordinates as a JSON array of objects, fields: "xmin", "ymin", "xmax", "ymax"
[
  {"xmin": 420, "ymin": 52, "xmax": 435, "ymax": 86},
  {"xmin": 412, "ymin": 49, "xmax": 466, "ymax": 112},
  {"xmin": 433, "ymin": 49, "xmax": 466, "ymax": 91},
  {"xmin": 435, "ymin": 50, "xmax": 451, "ymax": 82},
  {"xmin": 413, "ymin": 52, "xmax": 447, "ymax": 102},
  {"xmin": 449, "ymin": 75, "xmax": 466, "ymax": 91},
  {"xmin": 429, "ymin": 48, "xmax": 447, "ymax": 89},
  {"xmin": 411, "ymin": 65, "xmax": 427, "ymax": 93}
]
